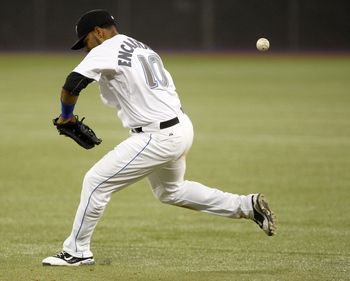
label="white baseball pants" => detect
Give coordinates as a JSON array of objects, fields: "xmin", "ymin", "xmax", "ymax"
[{"xmin": 63, "ymin": 111, "xmax": 254, "ymax": 258}]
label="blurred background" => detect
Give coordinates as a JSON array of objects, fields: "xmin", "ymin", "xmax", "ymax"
[{"xmin": 0, "ymin": 0, "xmax": 349, "ymax": 51}]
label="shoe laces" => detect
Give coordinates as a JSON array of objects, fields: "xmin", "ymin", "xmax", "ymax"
[{"xmin": 55, "ymin": 251, "xmax": 67, "ymax": 258}]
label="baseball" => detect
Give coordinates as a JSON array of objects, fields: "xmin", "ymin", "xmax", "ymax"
[{"xmin": 256, "ymin": 38, "xmax": 270, "ymax": 51}]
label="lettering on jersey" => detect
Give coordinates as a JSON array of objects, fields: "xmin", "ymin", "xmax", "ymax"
[{"xmin": 118, "ymin": 38, "xmax": 152, "ymax": 67}]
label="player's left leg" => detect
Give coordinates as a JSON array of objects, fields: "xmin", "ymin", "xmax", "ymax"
[
  {"xmin": 61, "ymin": 135, "xmax": 162, "ymax": 259},
  {"xmin": 45, "ymin": 123, "xmax": 188, "ymax": 264}
]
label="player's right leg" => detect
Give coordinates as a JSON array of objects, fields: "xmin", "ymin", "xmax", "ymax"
[
  {"xmin": 147, "ymin": 156, "xmax": 254, "ymax": 219},
  {"xmin": 147, "ymin": 112, "xmax": 277, "ymax": 235},
  {"xmin": 251, "ymin": 193, "xmax": 277, "ymax": 236},
  {"xmin": 147, "ymin": 159, "xmax": 277, "ymax": 235},
  {"xmin": 146, "ymin": 113, "xmax": 254, "ymax": 219}
]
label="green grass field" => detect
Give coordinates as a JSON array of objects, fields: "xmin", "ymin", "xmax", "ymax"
[{"xmin": 0, "ymin": 52, "xmax": 349, "ymax": 280}]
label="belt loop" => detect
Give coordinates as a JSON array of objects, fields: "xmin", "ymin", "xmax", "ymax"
[{"xmin": 132, "ymin": 127, "xmax": 143, "ymax": 133}]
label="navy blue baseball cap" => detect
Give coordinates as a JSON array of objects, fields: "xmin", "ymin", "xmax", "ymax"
[{"xmin": 71, "ymin": 9, "xmax": 115, "ymax": 50}]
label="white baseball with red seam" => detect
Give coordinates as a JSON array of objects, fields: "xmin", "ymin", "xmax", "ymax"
[{"xmin": 256, "ymin": 38, "xmax": 270, "ymax": 51}]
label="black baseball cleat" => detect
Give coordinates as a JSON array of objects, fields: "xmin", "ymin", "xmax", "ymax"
[
  {"xmin": 252, "ymin": 194, "xmax": 277, "ymax": 236},
  {"xmin": 42, "ymin": 251, "xmax": 95, "ymax": 266}
]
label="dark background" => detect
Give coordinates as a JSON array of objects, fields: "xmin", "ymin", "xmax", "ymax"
[{"xmin": 0, "ymin": 0, "xmax": 349, "ymax": 51}]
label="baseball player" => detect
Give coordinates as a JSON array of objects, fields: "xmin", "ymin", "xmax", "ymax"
[{"xmin": 42, "ymin": 9, "xmax": 277, "ymax": 266}]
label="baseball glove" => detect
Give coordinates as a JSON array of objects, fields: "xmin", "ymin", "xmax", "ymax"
[{"xmin": 53, "ymin": 115, "xmax": 102, "ymax": 149}]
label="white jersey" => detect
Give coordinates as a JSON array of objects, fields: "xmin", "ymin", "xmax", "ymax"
[{"xmin": 73, "ymin": 34, "xmax": 181, "ymax": 129}]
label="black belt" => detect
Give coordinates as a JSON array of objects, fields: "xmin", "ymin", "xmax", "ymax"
[{"xmin": 134, "ymin": 116, "xmax": 179, "ymax": 133}]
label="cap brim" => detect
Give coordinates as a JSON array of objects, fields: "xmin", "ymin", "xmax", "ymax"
[{"xmin": 71, "ymin": 35, "xmax": 86, "ymax": 50}]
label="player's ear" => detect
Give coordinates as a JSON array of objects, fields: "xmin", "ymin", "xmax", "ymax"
[{"xmin": 94, "ymin": 26, "xmax": 104, "ymax": 39}]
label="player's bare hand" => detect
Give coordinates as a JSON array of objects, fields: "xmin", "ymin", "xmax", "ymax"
[{"xmin": 57, "ymin": 114, "xmax": 77, "ymax": 124}]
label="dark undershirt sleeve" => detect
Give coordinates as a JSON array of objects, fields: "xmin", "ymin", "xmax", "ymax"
[{"xmin": 62, "ymin": 72, "xmax": 95, "ymax": 96}]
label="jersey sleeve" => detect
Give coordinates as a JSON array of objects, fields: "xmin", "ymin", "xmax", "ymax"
[
  {"xmin": 62, "ymin": 72, "xmax": 94, "ymax": 96},
  {"xmin": 72, "ymin": 47, "xmax": 117, "ymax": 82}
]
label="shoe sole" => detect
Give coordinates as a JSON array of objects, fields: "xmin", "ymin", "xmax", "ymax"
[
  {"xmin": 42, "ymin": 258, "xmax": 95, "ymax": 266},
  {"xmin": 255, "ymin": 194, "xmax": 277, "ymax": 236}
]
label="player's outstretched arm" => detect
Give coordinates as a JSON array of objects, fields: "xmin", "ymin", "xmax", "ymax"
[{"xmin": 57, "ymin": 89, "xmax": 79, "ymax": 124}]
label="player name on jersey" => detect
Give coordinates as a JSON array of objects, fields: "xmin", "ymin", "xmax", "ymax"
[{"xmin": 118, "ymin": 37, "xmax": 152, "ymax": 67}]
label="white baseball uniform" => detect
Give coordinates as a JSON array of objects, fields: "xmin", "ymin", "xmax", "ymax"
[{"xmin": 62, "ymin": 34, "xmax": 254, "ymax": 258}]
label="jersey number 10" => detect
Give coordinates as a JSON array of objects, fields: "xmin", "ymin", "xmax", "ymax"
[{"xmin": 138, "ymin": 55, "xmax": 169, "ymax": 89}]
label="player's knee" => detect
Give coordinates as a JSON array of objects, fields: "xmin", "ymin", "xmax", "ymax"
[
  {"xmin": 83, "ymin": 169, "xmax": 94, "ymax": 183},
  {"xmin": 153, "ymin": 189, "xmax": 178, "ymax": 205},
  {"xmin": 151, "ymin": 181, "xmax": 186, "ymax": 205},
  {"xmin": 82, "ymin": 168, "xmax": 100, "ymax": 192}
]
